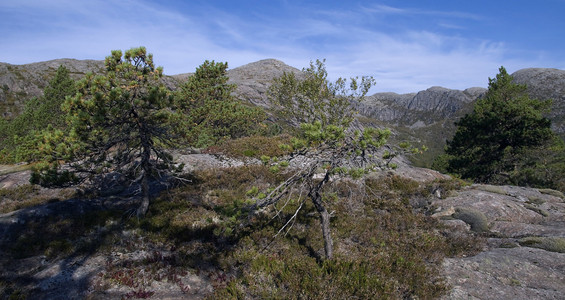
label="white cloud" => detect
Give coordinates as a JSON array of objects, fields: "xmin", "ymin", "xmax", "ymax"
[
  {"xmin": 0, "ymin": 1, "xmax": 560, "ymax": 93},
  {"xmin": 360, "ymin": 3, "xmax": 481, "ymax": 20}
]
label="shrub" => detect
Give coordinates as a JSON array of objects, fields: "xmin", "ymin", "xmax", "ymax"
[
  {"xmin": 445, "ymin": 66, "xmax": 559, "ymax": 186},
  {"xmin": 524, "ymin": 203, "xmax": 549, "ymax": 217},
  {"xmin": 215, "ymin": 134, "xmax": 293, "ymax": 159},
  {"xmin": 452, "ymin": 207, "xmax": 489, "ymax": 233},
  {"xmin": 211, "ymin": 172, "xmax": 480, "ymax": 299}
]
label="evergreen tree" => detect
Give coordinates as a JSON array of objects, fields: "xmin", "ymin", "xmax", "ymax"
[
  {"xmin": 250, "ymin": 60, "xmax": 422, "ymax": 259},
  {"xmin": 34, "ymin": 47, "xmax": 182, "ymax": 216},
  {"xmin": 0, "ymin": 65, "xmax": 76, "ymax": 163},
  {"xmin": 445, "ymin": 66, "xmax": 557, "ymax": 185},
  {"xmin": 175, "ymin": 60, "xmax": 265, "ymax": 148}
]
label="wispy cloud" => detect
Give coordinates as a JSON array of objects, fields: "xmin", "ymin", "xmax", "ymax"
[
  {"xmin": 0, "ymin": 1, "xmax": 560, "ymax": 93},
  {"xmin": 360, "ymin": 3, "xmax": 481, "ymax": 20},
  {"xmin": 361, "ymin": 4, "xmax": 407, "ymax": 14}
]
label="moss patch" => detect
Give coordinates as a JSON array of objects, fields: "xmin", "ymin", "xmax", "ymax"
[
  {"xmin": 524, "ymin": 203, "xmax": 549, "ymax": 217},
  {"xmin": 537, "ymin": 188, "xmax": 564, "ymax": 199},
  {"xmin": 526, "ymin": 196, "xmax": 546, "ymax": 205},
  {"xmin": 475, "ymin": 185, "xmax": 508, "ymax": 196},
  {"xmin": 0, "ymin": 184, "xmax": 76, "ymax": 214},
  {"xmin": 518, "ymin": 237, "xmax": 565, "ymax": 253},
  {"xmin": 0, "ymin": 164, "xmax": 31, "ymax": 176},
  {"xmin": 452, "ymin": 207, "xmax": 489, "ymax": 233}
]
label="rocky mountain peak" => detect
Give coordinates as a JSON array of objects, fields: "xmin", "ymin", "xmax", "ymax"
[
  {"xmin": 408, "ymin": 86, "xmax": 482, "ymax": 112},
  {"xmin": 511, "ymin": 68, "xmax": 565, "ymax": 135},
  {"xmin": 1, "ymin": 58, "xmax": 564, "ymax": 158},
  {"xmin": 227, "ymin": 59, "xmax": 300, "ymax": 107}
]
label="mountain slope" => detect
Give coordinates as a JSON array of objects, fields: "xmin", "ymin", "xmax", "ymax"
[
  {"xmin": 1, "ymin": 58, "xmax": 564, "ymax": 165},
  {"xmin": 0, "ymin": 59, "xmax": 182, "ymax": 118},
  {"xmin": 227, "ymin": 59, "xmax": 300, "ymax": 107},
  {"xmin": 0, "ymin": 59, "xmax": 104, "ymax": 117}
]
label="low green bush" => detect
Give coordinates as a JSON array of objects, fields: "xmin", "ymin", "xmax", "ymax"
[
  {"xmin": 452, "ymin": 207, "xmax": 490, "ymax": 233},
  {"xmin": 215, "ymin": 134, "xmax": 293, "ymax": 159}
]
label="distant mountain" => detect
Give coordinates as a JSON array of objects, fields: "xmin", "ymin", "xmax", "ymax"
[
  {"xmin": 1, "ymin": 58, "xmax": 564, "ymax": 165},
  {"xmin": 358, "ymin": 86, "xmax": 485, "ymax": 127},
  {"xmin": 227, "ymin": 59, "xmax": 300, "ymax": 108},
  {"xmin": 0, "ymin": 59, "xmax": 180, "ymax": 118},
  {"xmin": 0, "ymin": 59, "xmax": 104, "ymax": 117}
]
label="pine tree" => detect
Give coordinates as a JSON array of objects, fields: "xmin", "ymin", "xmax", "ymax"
[
  {"xmin": 250, "ymin": 60, "xmax": 422, "ymax": 259},
  {"xmin": 34, "ymin": 47, "xmax": 183, "ymax": 216},
  {"xmin": 175, "ymin": 60, "xmax": 265, "ymax": 148},
  {"xmin": 0, "ymin": 65, "xmax": 76, "ymax": 163},
  {"xmin": 445, "ymin": 66, "xmax": 556, "ymax": 184}
]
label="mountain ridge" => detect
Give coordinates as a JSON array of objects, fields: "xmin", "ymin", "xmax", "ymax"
[{"xmin": 1, "ymin": 58, "xmax": 564, "ymax": 165}]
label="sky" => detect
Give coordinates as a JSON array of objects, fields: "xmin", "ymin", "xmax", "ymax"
[{"xmin": 1, "ymin": 0, "xmax": 564, "ymax": 93}]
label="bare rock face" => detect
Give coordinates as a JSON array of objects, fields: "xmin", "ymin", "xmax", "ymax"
[
  {"xmin": 434, "ymin": 185, "xmax": 565, "ymax": 237},
  {"xmin": 512, "ymin": 68, "xmax": 565, "ymax": 136},
  {"xmin": 0, "ymin": 59, "xmax": 104, "ymax": 117},
  {"xmin": 227, "ymin": 59, "xmax": 300, "ymax": 107},
  {"xmin": 442, "ymin": 247, "xmax": 565, "ymax": 300},
  {"xmin": 355, "ymin": 86, "xmax": 485, "ymax": 160},
  {"xmin": 358, "ymin": 86, "xmax": 484, "ymax": 127},
  {"xmin": 433, "ymin": 184, "xmax": 565, "ymax": 299}
]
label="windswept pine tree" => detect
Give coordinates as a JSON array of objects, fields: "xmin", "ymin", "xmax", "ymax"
[
  {"xmin": 250, "ymin": 60, "xmax": 424, "ymax": 259},
  {"xmin": 33, "ymin": 47, "xmax": 185, "ymax": 216}
]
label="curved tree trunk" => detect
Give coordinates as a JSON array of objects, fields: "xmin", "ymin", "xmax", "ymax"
[
  {"xmin": 309, "ymin": 169, "xmax": 333, "ymax": 260},
  {"xmin": 136, "ymin": 172, "xmax": 150, "ymax": 217},
  {"xmin": 313, "ymin": 196, "xmax": 333, "ymax": 260}
]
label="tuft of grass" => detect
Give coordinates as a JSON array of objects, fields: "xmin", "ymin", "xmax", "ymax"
[
  {"xmin": 537, "ymin": 188, "xmax": 564, "ymax": 199},
  {"xmin": 518, "ymin": 237, "xmax": 565, "ymax": 253},
  {"xmin": 509, "ymin": 278, "xmax": 521, "ymax": 286},
  {"xmin": 0, "ymin": 184, "xmax": 76, "ymax": 213},
  {"xmin": 0, "ymin": 163, "xmax": 32, "ymax": 176},
  {"xmin": 526, "ymin": 196, "xmax": 546, "ymax": 205},
  {"xmin": 475, "ymin": 185, "xmax": 508, "ymax": 195},
  {"xmin": 214, "ymin": 134, "xmax": 294, "ymax": 159},
  {"xmin": 452, "ymin": 207, "xmax": 490, "ymax": 233},
  {"xmin": 427, "ymin": 177, "xmax": 470, "ymax": 199},
  {"xmin": 44, "ymin": 239, "xmax": 74, "ymax": 259},
  {"xmin": 498, "ymin": 241, "xmax": 519, "ymax": 248},
  {"xmin": 524, "ymin": 203, "xmax": 549, "ymax": 217},
  {"xmin": 0, "ymin": 280, "xmax": 26, "ymax": 300}
]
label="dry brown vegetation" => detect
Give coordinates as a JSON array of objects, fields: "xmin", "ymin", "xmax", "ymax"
[{"xmin": 0, "ymin": 137, "xmax": 484, "ymax": 299}]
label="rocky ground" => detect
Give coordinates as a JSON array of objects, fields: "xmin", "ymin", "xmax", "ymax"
[
  {"xmin": 434, "ymin": 184, "xmax": 565, "ymax": 299},
  {"xmin": 1, "ymin": 155, "xmax": 564, "ymax": 299}
]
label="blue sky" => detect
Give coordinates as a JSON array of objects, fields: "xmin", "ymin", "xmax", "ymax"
[{"xmin": 1, "ymin": 0, "xmax": 564, "ymax": 93}]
